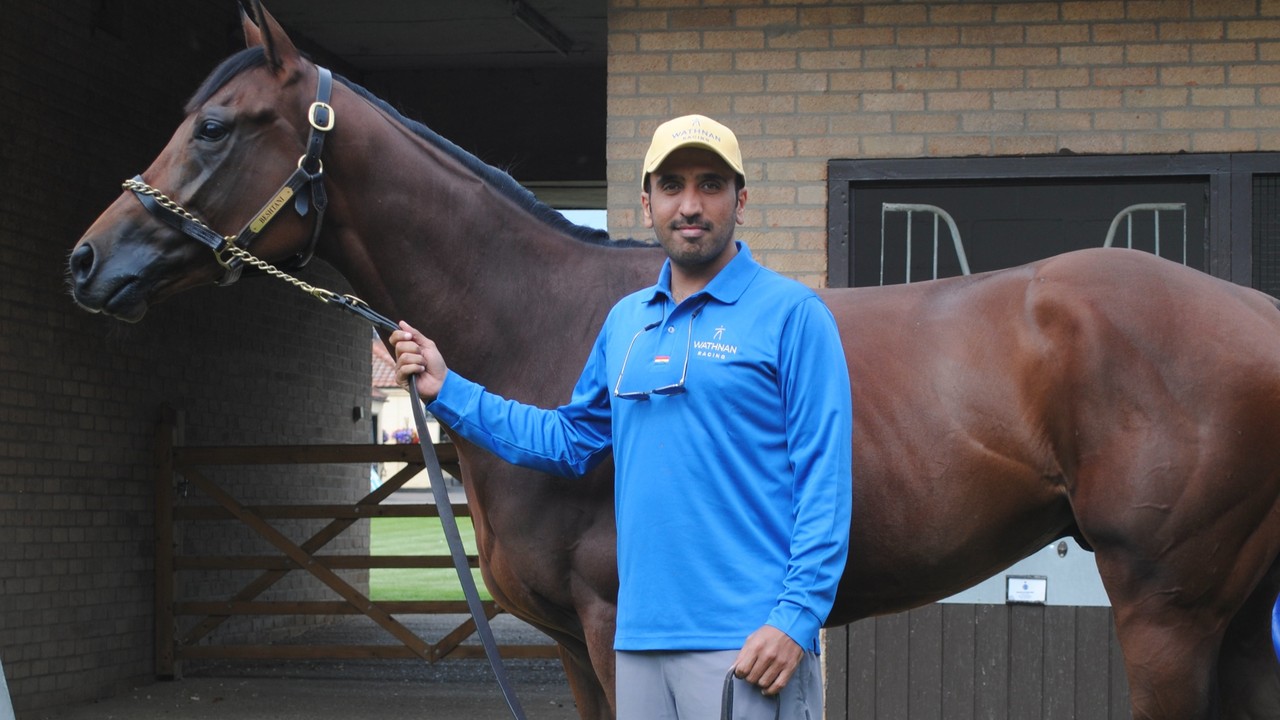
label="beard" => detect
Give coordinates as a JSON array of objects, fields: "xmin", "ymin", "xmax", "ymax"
[{"xmin": 660, "ymin": 219, "xmax": 734, "ymax": 271}]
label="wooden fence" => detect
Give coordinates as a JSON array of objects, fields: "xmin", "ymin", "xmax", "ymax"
[
  {"xmin": 825, "ymin": 605, "xmax": 1130, "ymax": 719},
  {"xmin": 154, "ymin": 409, "xmax": 558, "ymax": 678}
]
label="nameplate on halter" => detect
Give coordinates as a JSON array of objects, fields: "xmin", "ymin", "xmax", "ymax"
[
  {"xmin": 250, "ymin": 187, "xmax": 295, "ymax": 234},
  {"xmin": 1005, "ymin": 575, "xmax": 1047, "ymax": 604}
]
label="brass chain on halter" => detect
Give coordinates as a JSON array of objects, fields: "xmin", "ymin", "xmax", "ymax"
[
  {"xmin": 120, "ymin": 177, "xmax": 380, "ymax": 315},
  {"xmin": 121, "ymin": 178, "xmax": 219, "ymax": 238}
]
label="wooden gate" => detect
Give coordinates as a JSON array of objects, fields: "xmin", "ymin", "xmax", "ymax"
[{"xmin": 153, "ymin": 407, "xmax": 557, "ymax": 677}]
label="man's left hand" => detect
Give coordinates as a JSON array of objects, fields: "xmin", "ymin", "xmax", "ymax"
[{"xmin": 733, "ymin": 625, "xmax": 803, "ymax": 696}]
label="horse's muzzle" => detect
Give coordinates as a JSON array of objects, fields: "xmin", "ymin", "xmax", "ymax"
[{"xmin": 68, "ymin": 239, "xmax": 149, "ymax": 322}]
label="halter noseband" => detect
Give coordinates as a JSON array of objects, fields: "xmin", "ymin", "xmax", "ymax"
[{"xmin": 124, "ymin": 66, "xmax": 334, "ymax": 286}]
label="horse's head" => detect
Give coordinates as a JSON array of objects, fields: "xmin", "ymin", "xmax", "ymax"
[{"xmin": 69, "ymin": 4, "xmax": 330, "ymax": 322}]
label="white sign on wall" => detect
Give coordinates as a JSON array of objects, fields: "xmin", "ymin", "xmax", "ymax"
[{"xmin": 938, "ymin": 537, "xmax": 1110, "ymax": 607}]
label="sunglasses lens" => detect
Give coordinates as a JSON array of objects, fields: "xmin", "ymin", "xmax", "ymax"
[{"xmin": 615, "ymin": 310, "xmax": 699, "ymax": 400}]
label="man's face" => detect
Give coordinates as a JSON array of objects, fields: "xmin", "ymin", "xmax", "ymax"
[{"xmin": 641, "ymin": 147, "xmax": 746, "ymax": 273}]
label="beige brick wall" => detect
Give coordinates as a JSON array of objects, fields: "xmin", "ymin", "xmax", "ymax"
[{"xmin": 606, "ymin": 0, "xmax": 1280, "ymax": 288}]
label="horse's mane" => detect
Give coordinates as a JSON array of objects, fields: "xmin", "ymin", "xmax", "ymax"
[{"xmin": 187, "ymin": 47, "xmax": 651, "ymax": 249}]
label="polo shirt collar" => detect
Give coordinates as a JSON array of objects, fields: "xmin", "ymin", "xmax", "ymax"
[{"xmin": 645, "ymin": 241, "xmax": 760, "ymax": 306}]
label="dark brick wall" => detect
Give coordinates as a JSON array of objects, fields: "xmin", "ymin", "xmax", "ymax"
[
  {"xmin": 1, "ymin": 1, "xmax": 373, "ymax": 711},
  {"xmin": 368, "ymin": 66, "xmax": 608, "ymax": 185}
]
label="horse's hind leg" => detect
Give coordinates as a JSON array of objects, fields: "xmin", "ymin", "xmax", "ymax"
[
  {"xmin": 1219, "ymin": 558, "xmax": 1280, "ymax": 719},
  {"xmin": 1095, "ymin": 519, "xmax": 1280, "ymax": 719},
  {"xmin": 1071, "ymin": 398, "xmax": 1280, "ymax": 717},
  {"xmin": 1104, "ymin": 591, "xmax": 1221, "ymax": 719},
  {"xmin": 1095, "ymin": 520, "xmax": 1280, "ymax": 720}
]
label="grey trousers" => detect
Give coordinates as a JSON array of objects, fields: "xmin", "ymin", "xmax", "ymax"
[{"xmin": 616, "ymin": 649, "xmax": 822, "ymax": 720}]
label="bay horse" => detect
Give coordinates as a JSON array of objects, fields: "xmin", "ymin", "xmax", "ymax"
[{"xmin": 68, "ymin": 6, "xmax": 1280, "ymax": 718}]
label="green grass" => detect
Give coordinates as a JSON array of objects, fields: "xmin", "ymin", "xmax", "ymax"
[{"xmin": 369, "ymin": 516, "xmax": 492, "ymax": 601}]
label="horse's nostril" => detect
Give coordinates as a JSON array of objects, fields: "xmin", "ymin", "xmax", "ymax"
[{"xmin": 70, "ymin": 243, "xmax": 96, "ymax": 282}]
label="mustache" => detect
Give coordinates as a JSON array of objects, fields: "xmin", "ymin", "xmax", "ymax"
[{"xmin": 669, "ymin": 217, "xmax": 711, "ymax": 231}]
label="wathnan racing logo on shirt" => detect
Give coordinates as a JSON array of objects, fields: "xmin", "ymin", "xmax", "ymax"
[{"xmin": 694, "ymin": 325, "xmax": 738, "ymax": 361}]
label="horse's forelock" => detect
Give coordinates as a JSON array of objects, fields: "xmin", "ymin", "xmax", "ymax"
[{"xmin": 184, "ymin": 47, "xmax": 269, "ymax": 114}]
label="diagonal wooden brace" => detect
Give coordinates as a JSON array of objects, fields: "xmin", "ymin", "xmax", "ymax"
[
  {"xmin": 178, "ymin": 462, "xmax": 422, "ymax": 647},
  {"xmin": 183, "ymin": 468, "xmax": 432, "ymax": 661}
]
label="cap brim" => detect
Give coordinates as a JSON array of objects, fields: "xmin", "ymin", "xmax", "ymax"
[{"xmin": 643, "ymin": 142, "xmax": 745, "ymax": 178}]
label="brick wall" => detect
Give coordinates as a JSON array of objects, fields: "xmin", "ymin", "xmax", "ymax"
[
  {"xmin": 1, "ymin": 2, "xmax": 372, "ymax": 712},
  {"xmin": 605, "ymin": 0, "xmax": 1280, "ymax": 288}
]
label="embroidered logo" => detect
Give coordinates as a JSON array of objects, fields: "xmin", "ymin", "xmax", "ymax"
[{"xmin": 694, "ymin": 325, "xmax": 738, "ymax": 361}]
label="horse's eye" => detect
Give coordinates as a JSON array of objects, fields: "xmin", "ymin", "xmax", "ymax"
[{"xmin": 195, "ymin": 119, "xmax": 229, "ymax": 142}]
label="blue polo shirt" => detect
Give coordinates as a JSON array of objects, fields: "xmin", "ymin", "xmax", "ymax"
[{"xmin": 429, "ymin": 243, "xmax": 852, "ymax": 653}]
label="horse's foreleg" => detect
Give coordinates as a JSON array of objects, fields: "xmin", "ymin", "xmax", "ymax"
[
  {"xmin": 556, "ymin": 640, "xmax": 613, "ymax": 720},
  {"xmin": 521, "ymin": 622, "xmax": 611, "ymax": 720},
  {"xmin": 549, "ymin": 605, "xmax": 615, "ymax": 720},
  {"xmin": 537, "ymin": 597, "xmax": 616, "ymax": 719},
  {"xmin": 564, "ymin": 596, "xmax": 617, "ymax": 719}
]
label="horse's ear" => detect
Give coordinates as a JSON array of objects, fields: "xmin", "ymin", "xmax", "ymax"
[
  {"xmin": 240, "ymin": 4, "xmax": 263, "ymax": 49},
  {"xmin": 240, "ymin": 1, "xmax": 302, "ymax": 73}
]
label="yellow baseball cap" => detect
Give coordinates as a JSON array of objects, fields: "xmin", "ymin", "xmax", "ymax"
[{"xmin": 642, "ymin": 114, "xmax": 744, "ymax": 185}]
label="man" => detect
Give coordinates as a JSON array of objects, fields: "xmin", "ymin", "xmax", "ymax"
[{"xmin": 393, "ymin": 114, "xmax": 852, "ymax": 719}]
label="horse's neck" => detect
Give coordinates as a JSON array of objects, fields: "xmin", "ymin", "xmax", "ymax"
[{"xmin": 318, "ymin": 100, "xmax": 662, "ymax": 401}]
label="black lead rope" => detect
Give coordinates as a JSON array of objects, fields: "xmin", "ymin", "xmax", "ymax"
[
  {"xmin": 352, "ymin": 303, "xmax": 528, "ymax": 720},
  {"xmin": 409, "ymin": 379, "xmax": 528, "ymax": 720},
  {"xmin": 722, "ymin": 666, "xmax": 787, "ymax": 720},
  {"xmin": 721, "ymin": 667, "xmax": 736, "ymax": 720}
]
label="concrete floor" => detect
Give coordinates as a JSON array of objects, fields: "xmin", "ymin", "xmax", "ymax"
[
  {"xmin": 34, "ymin": 663, "xmax": 579, "ymax": 720},
  {"xmin": 34, "ymin": 615, "xmax": 581, "ymax": 720}
]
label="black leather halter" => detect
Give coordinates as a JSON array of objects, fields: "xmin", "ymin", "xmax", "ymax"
[{"xmin": 125, "ymin": 67, "xmax": 334, "ymax": 285}]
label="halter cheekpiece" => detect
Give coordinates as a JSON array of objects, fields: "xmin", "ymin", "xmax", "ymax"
[{"xmin": 123, "ymin": 66, "xmax": 335, "ymax": 286}]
